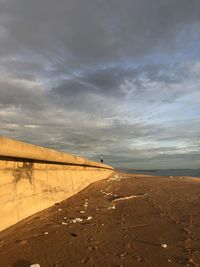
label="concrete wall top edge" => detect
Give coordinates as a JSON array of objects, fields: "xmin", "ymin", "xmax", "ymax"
[{"xmin": 0, "ymin": 136, "xmax": 113, "ymax": 170}]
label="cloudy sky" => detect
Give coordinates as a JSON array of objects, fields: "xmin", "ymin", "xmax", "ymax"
[{"xmin": 0, "ymin": 0, "xmax": 200, "ymax": 169}]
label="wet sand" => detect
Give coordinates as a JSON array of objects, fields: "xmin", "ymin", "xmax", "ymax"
[{"xmin": 0, "ymin": 172, "xmax": 200, "ymax": 267}]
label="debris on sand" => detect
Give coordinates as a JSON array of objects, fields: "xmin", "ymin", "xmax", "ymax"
[
  {"xmin": 108, "ymin": 174, "xmax": 122, "ymax": 181},
  {"xmin": 60, "ymin": 215, "xmax": 93, "ymax": 225},
  {"xmin": 120, "ymin": 253, "xmax": 127, "ymax": 257},
  {"xmin": 161, "ymin": 244, "xmax": 168, "ymax": 248},
  {"xmin": 113, "ymin": 194, "xmax": 147, "ymax": 202},
  {"xmin": 83, "ymin": 199, "xmax": 88, "ymax": 208},
  {"xmin": 61, "ymin": 222, "xmax": 68, "ymax": 225},
  {"xmin": 108, "ymin": 205, "xmax": 116, "ymax": 210},
  {"xmin": 30, "ymin": 264, "xmax": 40, "ymax": 267},
  {"xmin": 71, "ymin": 218, "xmax": 83, "ymax": 223}
]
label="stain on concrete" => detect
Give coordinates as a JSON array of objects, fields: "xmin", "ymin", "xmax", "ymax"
[{"xmin": 13, "ymin": 162, "xmax": 33, "ymax": 184}]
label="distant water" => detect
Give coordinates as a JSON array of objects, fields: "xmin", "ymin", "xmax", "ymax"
[{"xmin": 124, "ymin": 169, "xmax": 200, "ymax": 178}]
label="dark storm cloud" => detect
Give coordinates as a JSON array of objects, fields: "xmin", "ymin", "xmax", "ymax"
[
  {"xmin": 1, "ymin": 0, "xmax": 200, "ymax": 63},
  {"xmin": 0, "ymin": 0, "xmax": 117, "ymax": 63},
  {"xmin": 51, "ymin": 66, "xmax": 137, "ymax": 99},
  {"xmin": 51, "ymin": 61, "xmax": 197, "ymax": 107}
]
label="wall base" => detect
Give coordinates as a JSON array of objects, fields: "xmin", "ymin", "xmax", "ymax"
[{"xmin": 0, "ymin": 160, "xmax": 113, "ymax": 231}]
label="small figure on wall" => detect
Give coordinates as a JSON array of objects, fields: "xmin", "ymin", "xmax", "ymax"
[{"xmin": 100, "ymin": 154, "xmax": 103, "ymax": 163}]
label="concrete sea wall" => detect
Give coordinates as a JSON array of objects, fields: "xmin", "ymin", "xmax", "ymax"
[{"xmin": 0, "ymin": 136, "xmax": 113, "ymax": 232}]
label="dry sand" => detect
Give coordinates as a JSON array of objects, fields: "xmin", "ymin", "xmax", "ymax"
[{"xmin": 0, "ymin": 172, "xmax": 200, "ymax": 267}]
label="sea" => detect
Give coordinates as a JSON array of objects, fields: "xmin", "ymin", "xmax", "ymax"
[{"xmin": 124, "ymin": 169, "xmax": 200, "ymax": 178}]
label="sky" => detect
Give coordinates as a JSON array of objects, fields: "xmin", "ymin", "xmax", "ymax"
[{"xmin": 0, "ymin": 0, "xmax": 200, "ymax": 169}]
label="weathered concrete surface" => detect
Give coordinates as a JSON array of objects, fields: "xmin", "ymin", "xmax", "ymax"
[
  {"xmin": 0, "ymin": 136, "xmax": 113, "ymax": 231},
  {"xmin": 0, "ymin": 136, "xmax": 112, "ymax": 169}
]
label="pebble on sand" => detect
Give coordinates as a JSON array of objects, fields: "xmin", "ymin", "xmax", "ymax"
[
  {"xmin": 71, "ymin": 218, "xmax": 83, "ymax": 223},
  {"xmin": 108, "ymin": 206, "xmax": 116, "ymax": 210},
  {"xmin": 61, "ymin": 222, "xmax": 68, "ymax": 225}
]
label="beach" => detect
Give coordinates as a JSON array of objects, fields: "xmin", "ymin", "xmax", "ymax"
[{"xmin": 0, "ymin": 172, "xmax": 200, "ymax": 267}]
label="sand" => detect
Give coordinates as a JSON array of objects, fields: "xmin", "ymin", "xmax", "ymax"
[{"xmin": 0, "ymin": 172, "xmax": 200, "ymax": 267}]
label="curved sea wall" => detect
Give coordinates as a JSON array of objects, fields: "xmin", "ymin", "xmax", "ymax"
[{"xmin": 0, "ymin": 136, "xmax": 113, "ymax": 232}]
